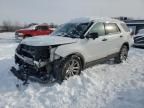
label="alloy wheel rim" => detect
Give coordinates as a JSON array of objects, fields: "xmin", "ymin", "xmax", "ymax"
[{"xmin": 65, "ymin": 59, "xmax": 80, "ymax": 79}]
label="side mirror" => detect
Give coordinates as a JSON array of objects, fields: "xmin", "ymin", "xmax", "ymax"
[{"xmin": 86, "ymin": 32, "xmax": 99, "ymax": 40}]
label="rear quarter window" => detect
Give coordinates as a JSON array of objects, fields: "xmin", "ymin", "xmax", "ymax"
[
  {"xmin": 40, "ymin": 26, "xmax": 49, "ymax": 30},
  {"xmin": 105, "ymin": 23, "xmax": 121, "ymax": 35},
  {"xmin": 121, "ymin": 23, "xmax": 129, "ymax": 32}
]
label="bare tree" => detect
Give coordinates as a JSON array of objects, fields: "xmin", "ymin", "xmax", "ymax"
[
  {"xmin": 2, "ymin": 20, "xmax": 12, "ymax": 31},
  {"xmin": 1, "ymin": 20, "xmax": 25, "ymax": 32}
]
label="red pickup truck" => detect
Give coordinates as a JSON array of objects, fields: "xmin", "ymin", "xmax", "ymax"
[{"xmin": 15, "ymin": 24, "xmax": 54, "ymax": 39}]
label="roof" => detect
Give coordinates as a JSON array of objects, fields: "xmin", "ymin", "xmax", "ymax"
[{"xmin": 69, "ymin": 17, "xmax": 124, "ymax": 23}]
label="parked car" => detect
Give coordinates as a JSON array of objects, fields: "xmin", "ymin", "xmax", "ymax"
[
  {"xmin": 15, "ymin": 24, "xmax": 54, "ymax": 40},
  {"xmin": 133, "ymin": 29, "xmax": 144, "ymax": 47},
  {"xmin": 125, "ymin": 20, "xmax": 144, "ymax": 35},
  {"xmin": 11, "ymin": 17, "xmax": 132, "ymax": 84}
]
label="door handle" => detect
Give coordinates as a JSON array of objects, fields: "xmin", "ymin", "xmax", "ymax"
[
  {"xmin": 120, "ymin": 35, "xmax": 123, "ymax": 38},
  {"xmin": 102, "ymin": 38, "xmax": 107, "ymax": 41}
]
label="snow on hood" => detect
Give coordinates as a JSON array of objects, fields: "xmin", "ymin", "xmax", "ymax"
[{"xmin": 21, "ymin": 35, "xmax": 77, "ymax": 46}]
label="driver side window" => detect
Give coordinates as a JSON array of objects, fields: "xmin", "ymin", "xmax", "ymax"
[{"xmin": 89, "ymin": 23, "xmax": 105, "ymax": 36}]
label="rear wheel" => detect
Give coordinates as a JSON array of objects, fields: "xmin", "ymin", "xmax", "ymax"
[{"xmin": 114, "ymin": 45, "xmax": 128, "ymax": 63}]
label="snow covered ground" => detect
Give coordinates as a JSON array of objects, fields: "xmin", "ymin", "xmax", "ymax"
[{"xmin": 0, "ymin": 32, "xmax": 144, "ymax": 108}]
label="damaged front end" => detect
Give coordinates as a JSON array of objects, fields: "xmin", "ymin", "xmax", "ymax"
[{"xmin": 11, "ymin": 44, "xmax": 58, "ymax": 84}]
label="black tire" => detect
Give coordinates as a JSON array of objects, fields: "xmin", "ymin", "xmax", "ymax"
[
  {"xmin": 114, "ymin": 45, "xmax": 128, "ymax": 63},
  {"xmin": 56, "ymin": 55, "xmax": 82, "ymax": 81}
]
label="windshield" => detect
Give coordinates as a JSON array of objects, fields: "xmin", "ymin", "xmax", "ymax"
[{"xmin": 52, "ymin": 22, "xmax": 93, "ymax": 38}]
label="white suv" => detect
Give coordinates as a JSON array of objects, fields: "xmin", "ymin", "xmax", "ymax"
[{"xmin": 11, "ymin": 17, "xmax": 132, "ymax": 83}]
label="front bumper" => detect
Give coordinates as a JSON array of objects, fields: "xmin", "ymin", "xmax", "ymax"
[
  {"xmin": 10, "ymin": 66, "xmax": 55, "ymax": 84},
  {"xmin": 15, "ymin": 52, "xmax": 48, "ymax": 68},
  {"xmin": 12, "ymin": 44, "xmax": 60, "ymax": 84},
  {"xmin": 15, "ymin": 35, "xmax": 23, "ymax": 40},
  {"xmin": 12, "ymin": 53, "xmax": 55, "ymax": 84},
  {"xmin": 133, "ymin": 35, "xmax": 144, "ymax": 47}
]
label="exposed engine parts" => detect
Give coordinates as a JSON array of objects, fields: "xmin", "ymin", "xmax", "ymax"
[{"xmin": 11, "ymin": 44, "xmax": 59, "ymax": 85}]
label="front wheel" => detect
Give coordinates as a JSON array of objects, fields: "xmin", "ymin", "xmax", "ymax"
[
  {"xmin": 58, "ymin": 55, "xmax": 82, "ymax": 81},
  {"xmin": 114, "ymin": 45, "xmax": 128, "ymax": 63}
]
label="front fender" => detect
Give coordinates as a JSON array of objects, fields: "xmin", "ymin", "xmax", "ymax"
[{"xmin": 55, "ymin": 44, "xmax": 86, "ymax": 60}]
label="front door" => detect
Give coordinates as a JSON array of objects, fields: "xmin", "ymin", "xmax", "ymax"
[{"xmin": 82, "ymin": 22, "xmax": 110, "ymax": 62}]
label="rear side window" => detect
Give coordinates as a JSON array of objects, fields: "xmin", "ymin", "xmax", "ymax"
[
  {"xmin": 89, "ymin": 23, "xmax": 105, "ymax": 36},
  {"xmin": 105, "ymin": 23, "xmax": 120, "ymax": 35},
  {"xmin": 40, "ymin": 26, "xmax": 48, "ymax": 30},
  {"xmin": 121, "ymin": 23, "xmax": 129, "ymax": 32},
  {"xmin": 36, "ymin": 26, "xmax": 48, "ymax": 30}
]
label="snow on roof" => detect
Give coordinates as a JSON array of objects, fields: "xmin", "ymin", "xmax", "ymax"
[{"xmin": 69, "ymin": 17, "xmax": 123, "ymax": 23}]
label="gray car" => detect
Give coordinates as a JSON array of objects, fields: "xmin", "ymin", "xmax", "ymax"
[{"xmin": 134, "ymin": 29, "xmax": 144, "ymax": 47}]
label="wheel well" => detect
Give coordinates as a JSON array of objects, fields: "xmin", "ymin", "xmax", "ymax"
[
  {"xmin": 122, "ymin": 42, "xmax": 129, "ymax": 50},
  {"xmin": 66, "ymin": 53, "xmax": 85, "ymax": 69}
]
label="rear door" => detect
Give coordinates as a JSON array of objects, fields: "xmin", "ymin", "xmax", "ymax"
[
  {"xmin": 104, "ymin": 23, "xmax": 123, "ymax": 54},
  {"xmin": 40, "ymin": 26, "xmax": 52, "ymax": 35},
  {"xmin": 34, "ymin": 26, "xmax": 43, "ymax": 35}
]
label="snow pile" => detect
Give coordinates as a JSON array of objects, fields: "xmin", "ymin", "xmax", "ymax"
[
  {"xmin": 0, "ymin": 32, "xmax": 15, "ymax": 40},
  {"xmin": 0, "ymin": 33, "xmax": 144, "ymax": 108},
  {"xmin": 0, "ymin": 32, "xmax": 18, "ymax": 60}
]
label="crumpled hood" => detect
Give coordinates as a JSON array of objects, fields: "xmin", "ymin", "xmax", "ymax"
[{"xmin": 21, "ymin": 35, "xmax": 77, "ymax": 46}]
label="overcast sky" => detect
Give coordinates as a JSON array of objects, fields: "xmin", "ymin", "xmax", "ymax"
[{"xmin": 0, "ymin": 0, "xmax": 144, "ymax": 25}]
